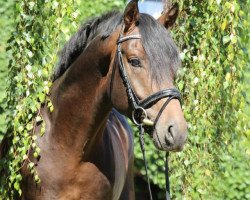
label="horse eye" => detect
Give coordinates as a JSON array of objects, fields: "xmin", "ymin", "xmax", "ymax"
[{"xmin": 129, "ymin": 58, "xmax": 141, "ymax": 67}]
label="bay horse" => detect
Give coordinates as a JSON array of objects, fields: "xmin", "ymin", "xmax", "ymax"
[{"xmin": 1, "ymin": 0, "xmax": 187, "ymax": 199}]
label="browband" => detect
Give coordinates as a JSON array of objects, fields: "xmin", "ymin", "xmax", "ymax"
[{"xmin": 117, "ymin": 35, "xmax": 141, "ymax": 44}]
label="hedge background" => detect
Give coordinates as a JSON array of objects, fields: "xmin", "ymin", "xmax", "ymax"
[{"xmin": 0, "ymin": 0, "xmax": 249, "ymax": 199}]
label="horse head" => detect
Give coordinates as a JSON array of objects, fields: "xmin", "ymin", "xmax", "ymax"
[{"xmin": 107, "ymin": 0, "xmax": 188, "ymax": 152}]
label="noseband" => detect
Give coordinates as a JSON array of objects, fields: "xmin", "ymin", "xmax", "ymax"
[{"xmin": 110, "ymin": 32, "xmax": 182, "ymax": 200}]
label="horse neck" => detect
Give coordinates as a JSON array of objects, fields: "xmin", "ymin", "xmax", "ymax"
[{"xmin": 48, "ymin": 41, "xmax": 112, "ymax": 157}]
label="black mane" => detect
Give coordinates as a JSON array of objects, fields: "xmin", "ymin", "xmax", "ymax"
[
  {"xmin": 53, "ymin": 11, "xmax": 122, "ymax": 81},
  {"xmin": 53, "ymin": 11, "xmax": 180, "ymax": 82}
]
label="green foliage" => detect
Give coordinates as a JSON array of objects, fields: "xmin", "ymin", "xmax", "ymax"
[
  {"xmin": 1, "ymin": 0, "xmax": 77, "ymax": 198},
  {"xmin": 77, "ymin": 0, "xmax": 125, "ymax": 21},
  {"xmin": 209, "ymin": 139, "xmax": 250, "ymax": 200},
  {"xmin": 0, "ymin": 0, "xmax": 15, "ymax": 139},
  {"xmin": 243, "ymin": 0, "xmax": 250, "ymax": 125},
  {"xmin": 133, "ymin": 0, "xmax": 250, "ymax": 199}
]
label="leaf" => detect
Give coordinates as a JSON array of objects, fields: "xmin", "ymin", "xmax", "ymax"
[
  {"xmin": 22, "ymin": 155, "xmax": 28, "ymax": 160},
  {"xmin": 223, "ymin": 35, "xmax": 230, "ymax": 44},
  {"xmin": 221, "ymin": 20, "xmax": 227, "ymax": 31},
  {"xmin": 28, "ymin": 162, "xmax": 35, "ymax": 169},
  {"xmin": 34, "ymin": 175, "xmax": 40, "ymax": 183},
  {"xmin": 38, "ymin": 93, "xmax": 45, "ymax": 103},
  {"xmin": 14, "ymin": 181, "xmax": 20, "ymax": 191}
]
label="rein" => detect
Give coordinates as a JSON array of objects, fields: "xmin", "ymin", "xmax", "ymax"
[{"xmin": 110, "ymin": 31, "xmax": 182, "ymax": 200}]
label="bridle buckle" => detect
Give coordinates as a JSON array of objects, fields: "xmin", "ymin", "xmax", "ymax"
[
  {"xmin": 132, "ymin": 107, "xmax": 147, "ymax": 126},
  {"xmin": 132, "ymin": 107, "xmax": 154, "ymax": 126}
]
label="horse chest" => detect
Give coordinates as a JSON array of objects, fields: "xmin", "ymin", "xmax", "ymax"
[
  {"xmin": 56, "ymin": 162, "xmax": 113, "ymax": 200},
  {"xmin": 22, "ymin": 160, "xmax": 113, "ymax": 200},
  {"xmin": 22, "ymin": 135, "xmax": 128, "ymax": 200}
]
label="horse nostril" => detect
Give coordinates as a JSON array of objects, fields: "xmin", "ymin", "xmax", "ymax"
[
  {"xmin": 165, "ymin": 125, "xmax": 174, "ymax": 146},
  {"xmin": 168, "ymin": 125, "xmax": 174, "ymax": 138}
]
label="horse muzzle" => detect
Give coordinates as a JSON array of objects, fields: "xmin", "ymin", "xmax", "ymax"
[{"xmin": 151, "ymin": 113, "xmax": 188, "ymax": 151}]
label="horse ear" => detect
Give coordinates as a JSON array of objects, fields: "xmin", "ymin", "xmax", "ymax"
[
  {"xmin": 158, "ymin": 3, "xmax": 179, "ymax": 29},
  {"xmin": 123, "ymin": 0, "xmax": 140, "ymax": 32}
]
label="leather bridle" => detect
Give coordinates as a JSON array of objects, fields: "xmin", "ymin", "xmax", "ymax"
[{"xmin": 109, "ymin": 31, "xmax": 182, "ymax": 200}]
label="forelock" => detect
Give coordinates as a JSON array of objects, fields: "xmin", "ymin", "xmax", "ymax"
[{"xmin": 138, "ymin": 13, "xmax": 181, "ymax": 83}]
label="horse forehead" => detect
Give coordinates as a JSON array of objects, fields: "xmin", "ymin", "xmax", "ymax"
[{"xmin": 124, "ymin": 39, "xmax": 145, "ymax": 56}]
